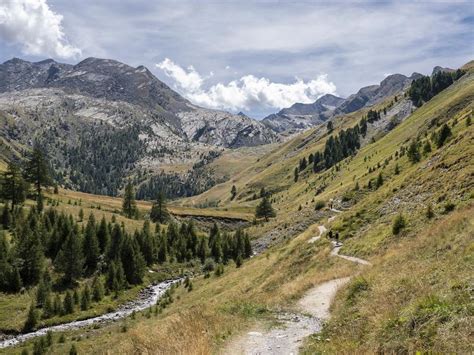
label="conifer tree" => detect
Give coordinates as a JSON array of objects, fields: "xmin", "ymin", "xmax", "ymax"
[
  {"xmin": 55, "ymin": 228, "xmax": 83, "ymax": 285},
  {"xmin": 359, "ymin": 118, "xmax": 367, "ymax": 137},
  {"xmin": 53, "ymin": 293, "xmax": 62, "ymax": 315},
  {"xmin": 394, "ymin": 163, "xmax": 400, "ymax": 175},
  {"xmin": 1, "ymin": 204, "xmax": 11, "ymax": 229},
  {"xmin": 24, "ymin": 145, "xmax": 51, "ymax": 212},
  {"xmin": 294, "ymin": 167, "xmax": 299, "ymax": 182},
  {"xmin": 10, "ymin": 266, "xmax": 23, "ymax": 293},
  {"xmin": 108, "ymin": 224, "xmax": 124, "ymax": 261},
  {"xmin": 36, "ymin": 271, "xmax": 52, "ymax": 308},
  {"xmin": 115, "ymin": 260, "xmax": 126, "ymax": 290},
  {"xmin": 407, "ymin": 140, "xmax": 421, "ymax": 164},
  {"xmin": 149, "ymin": 192, "xmax": 170, "ymax": 223},
  {"xmin": 122, "ymin": 181, "xmax": 138, "ymax": 219},
  {"xmin": 73, "ymin": 289, "xmax": 80, "ymax": 305},
  {"xmin": 81, "ymin": 285, "xmax": 91, "ymax": 310},
  {"xmin": 299, "ymin": 157, "xmax": 307, "ymax": 171},
  {"xmin": 230, "ymin": 185, "xmax": 237, "ymax": 200},
  {"xmin": 92, "ymin": 276, "xmax": 104, "ymax": 302},
  {"xmin": 1, "ymin": 161, "xmax": 28, "ymax": 211},
  {"xmin": 197, "ymin": 237, "xmax": 209, "ymax": 263},
  {"xmin": 0, "ymin": 232, "xmax": 10, "ymax": 291},
  {"xmin": 436, "ymin": 124, "xmax": 452, "ymax": 148},
  {"xmin": 327, "ymin": 121, "xmax": 334, "ymax": 132},
  {"xmin": 106, "ymin": 261, "xmax": 117, "ymax": 292},
  {"xmin": 235, "ymin": 254, "xmax": 243, "ymax": 268},
  {"xmin": 426, "ymin": 204, "xmax": 434, "ymax": 219},
  {"xmin": 24, "ymin": 302, "xmax": 40, "ymax": 331},
  {"xmin": 376, "ymin": 173, "xmax": 384, "ymax": 189},
  {"xmin": 255, "ymin": 196, "xmax": 276, "ymax": 221},
  {"xmin": 63, "ymin": 291, "xmax": 74, "ymax": 314},
  {"xmin": 83, "ymin": 214, "xmax": 100, "ymax": 274},
  {"xmin": 157, "ymin": 231, "xmax": 168, "ymax": 263},
  {"xmin": 210, "ymin": 229, "xmax": 223, "ymax": 263},
  {"xmin": 137, "ymin": 220, "xmax": 155, "ymax": 265},
  {"xmin": 16, "ymin": 225, "xmax": 44, "ymax": 286},
  {"xmin": 392, "ymin": 214, "xmax": 406, "ymax": 235},
  {"xmin": 96, "ymin": 216, "xmax": 110, "ymax": 253},
  {"xmin": 423, "ymin": 140, "xmax": 432, "ymax": 154},
  {"xmin": 244, "ymin": 233, "xmax": 252, "ymax": 258},
  {"xmin": 43, "ymin": 294, "xmax": 54, "ymax": 318}
]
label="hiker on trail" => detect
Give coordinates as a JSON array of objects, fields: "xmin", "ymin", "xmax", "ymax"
[
  {"xmin": 335, "ymin": 232, "xmax": 340, "ymax": 245},
  {"xmin": 328, "ymin": 230, "xmax": 333, "ymax": 239}
]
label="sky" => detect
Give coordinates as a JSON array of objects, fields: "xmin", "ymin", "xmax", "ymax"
[{"xmin": 0, "ymin": 0, "xmax": 473, "ymax": 118}]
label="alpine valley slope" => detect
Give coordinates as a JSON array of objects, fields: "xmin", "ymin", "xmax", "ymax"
[
  {"xmin": 0, "ymin": 57, "xmax": 279, "ymax": 197},
  {"xmin": 4, "ymin": 61, "xmax": 472, "ymax": 354}
]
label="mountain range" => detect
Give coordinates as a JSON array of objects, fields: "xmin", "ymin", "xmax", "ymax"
[
  {"xmin": 0, "ymin": 56, "xmax": 448, "ymax": 198},
  {"xmin": 0, "ymin": 57, "xmax": 279, "ymax": 196},
  {"xmin": 262, "ymin": 72, "xmax": 423, "ymax": 134}
]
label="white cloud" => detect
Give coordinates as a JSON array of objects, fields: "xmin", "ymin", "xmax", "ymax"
[
  {"xmin": 0, "ymin": 0, "xmax": 81, "ymax": 59},
  {"xmin": 156, "ymin": 58, "xmax": 203, "ymax": 92},
  {"xmin": 157, "ymin": 58, "xmax": 336, "ymax": 112}
]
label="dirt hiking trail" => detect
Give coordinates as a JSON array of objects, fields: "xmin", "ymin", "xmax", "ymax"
[{"xmin": 222, "ymin": 210, "xmax": 370, "ymax": 355}]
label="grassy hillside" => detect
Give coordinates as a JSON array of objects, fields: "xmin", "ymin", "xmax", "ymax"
[
  {"xmin": 2, "ymin": 65, "xmax": 473, "ymax": 354},
  {"xmin": 303, "ymin": 207, "xmax": 473, "ymax": 353}
]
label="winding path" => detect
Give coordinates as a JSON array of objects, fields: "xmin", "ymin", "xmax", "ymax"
[
  {"xmin": 0, "ymin": 279, "xmax": 180, "ymax": 349},
  {"xmin": 222, "ymin": 209, "xmax": 371, "ymax": 355}
]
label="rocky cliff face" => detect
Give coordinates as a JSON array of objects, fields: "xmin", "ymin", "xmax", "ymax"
[
  {"xmin": 0, "ymin": 57, "xmax": 279, "ymax": 197},
  {"xmin": 263, "ymin": 73, "xmax": 421, "ymax": 134},
  {"xmin": 262, "ymin": 94, "xmax": 345, "ymax": 134}
]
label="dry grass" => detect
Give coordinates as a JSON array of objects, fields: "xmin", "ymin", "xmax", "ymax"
[
  {"xmin": 2, "ymin": 68, "xmax": 473, "ymax": 355},
  {"xmin": 303, "ymin": 206, "xmax": 474, "ymax": 353}
]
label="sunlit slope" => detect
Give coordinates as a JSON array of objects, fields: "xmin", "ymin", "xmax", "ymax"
[
  {"xmin": 178, "ymin": 94, "xmax": 401, "ymax": 210},
  {"xmin": 9, "ymin": 69, "xmax": 472, "ymax": 354}
]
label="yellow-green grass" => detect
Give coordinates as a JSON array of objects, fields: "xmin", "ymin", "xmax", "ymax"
[
  {"xmin": 3, "ymin": 215, "xmax": 357, "ymax": 354},
  {"xmin": 303, "ymin": 206, "xmax": 474, "ymax": 353},
  {"xmin": 27, "ymin": 70, "xmax": 472, "ymax": 354},
  {"xmin": 0, "ymin": 258, "xmax": 200, "ymax": 334},
  {"xmin": 34, "ymin": 188, "xmax": 252, "ymax": 238},
  {"xmin": 1, "ymin": 66, "xmax": 473, "ymax": 354},
  {"xmin": 182, "ymin": 70, "xmax": 474, "ymax": 245},
  {"xmin": 0, "ymin": 283, "xmax": 143, "ymax": 333},
  {"xmin": 176, "ymin": 94, "xmax": 400, "ymax": 210}
]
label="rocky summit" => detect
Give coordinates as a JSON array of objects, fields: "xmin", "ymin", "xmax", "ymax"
[{"xmin": 0, "ymin": 57, "xmax": 279, "ymax": 196}]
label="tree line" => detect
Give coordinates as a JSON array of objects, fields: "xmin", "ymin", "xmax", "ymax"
[{"xmin": 408, "ymin": 69, "xmax": 465, "ymax": 107}]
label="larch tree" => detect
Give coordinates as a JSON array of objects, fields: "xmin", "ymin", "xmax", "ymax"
[
  {"xmin": 24, "ymin": 145, "xmax": 51, "ymax": 212},
  {"xmin": 255, "ymin": 196, "xmax": 276, "ymax": 221},
  {"xmin": 1, "ymin": 161, "xmax": 28, "ymax": 211},
  {"xmin": 122, "ymin": 181, "xmax": 138, "ymax": 219},
  {"xmin": 150, "ymin": 191, "xmax": 170, "ymax": 223}
]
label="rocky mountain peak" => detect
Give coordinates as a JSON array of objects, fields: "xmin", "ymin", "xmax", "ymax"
[{"xmin": 432, "ymin": 66, "xmax": 454, "ymax": 76}]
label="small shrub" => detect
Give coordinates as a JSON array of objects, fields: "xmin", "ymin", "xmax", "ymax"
[
  {"xmin": 392, "ymin": 214, "xmax": 406, "ymax": 235},
  {"xmin": 24, "ymin": 303, "xmax": 39, "ymax": 332},
  {"xmin": 426, "ymin": 204, "xmax": 434, "ymax": 219},
  {"xmin": 69, "ymin": 344, "xmax": 78, "ymax": 355},
  {"xmin": 443, "ymin": 202, "xmax": 455, "ymax": 214},
  {"xmin": 314, "ymin": 200, "xmax": 325, "ymax": 210},
  {"xmin": 121, "ymin": 323, "xmax": 128, "ymax": 333},
  {"xmin": 215, "ymin": 264, "xmax": 224, "ymax": 277},
  {"xmin": 46, "ymin": 331, "xmax": 53, "ymax": 347},
  {"xmin": 203, "ymin": 258, "xmax": 215, "ymax": 272}
]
